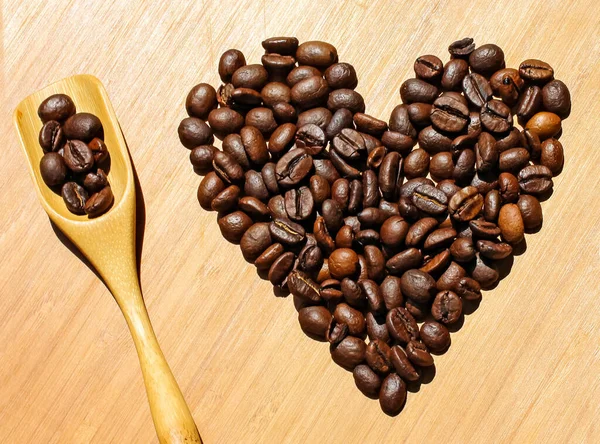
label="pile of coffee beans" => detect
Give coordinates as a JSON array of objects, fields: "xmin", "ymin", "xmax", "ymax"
[
  {"xmin": 37, "ymin": 94, "xmax": 113, "ymax": 217},
  {"xmin": 179, "ymin": 37, "xmax": 570, "ymax": 415}
]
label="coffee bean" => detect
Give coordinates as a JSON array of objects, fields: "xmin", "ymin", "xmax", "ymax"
[
  {"xmin": 420, "ymin": 321, "xmax": 451, "ymax": 353},
  {"xmin": 380, "ymin": 216, "xmax": 409, "ymax": 248},
  {"xmin": 327, "ymin": 89, "xmax": 366, "ymax": 114},
  {"xmin": 353, "ymin": 364, "xmax": 382, "ymax": 399},
  {"xmin": 386, "ymin": 307, "xmax": 419, "ymax": 344},
  {"xmin": 469, "ymin": 44, "xmax": 505, "ymax": 76},
  {"xmin": 498, "ymin": 203, "xmax": 524, "ymax": 244},
  {"xmin": 453, "ymin": 149, "xmax": 476, "ymax": 184},
  {"xmin": 329, "ymin": 248, "xmax": 359, "ymax": 280},
  {"xmin": 190, "ymin": 145, "xmax": 217, "ymax": 173},
  {"xmin": 498, "ymin": 172, "xmax": 519, "ymax": 203},
  {"xmin": 454, "ymin": 276, "xmax": 482, "ymax": 300},
  {"xmin": 268, "ymin": 195, "xmax": 287, "ymax": 219},
  {"xmin": 517, "ymin": 194, "xmax": 543, "ymax": 232},
  {"xmin": 424, "ymin": 227, "xmax": 457, "ymax": 250},
  {"xmin": 363, "ymin": 245, "xmax": 385, "ymax": 281},
  {"xmin": 268, "ymin": 123, "xmax": 296, "ymax": 155},
  {"xmin": 448, "ymin": 185, "xmax": 483, "ymax": 221},
  {"xmin": 403, "ymin": 149, "xmax": 430, "ymax": 179},
  {"xmin": 331, "ymin": 178, "xmax": 350, "ymax": 210},
  {"xmin": 441, "ymin": 59, "xmax": 469, "ymax": 91},
  {"xmin": 335, "ymin": 225, "xmax": 354, "ymax": 248},
  {"xmin": 40, "ymin": 152, "xmax": 67, "ymax": 187},
  {"xmin": 522, "ymin": 128, "xmax": 542, "ymax": 160},
  {"xmin": 438, "ymin": 261, "xmax": 467, "ymax": 291},
  {"xmin": 83, "ymin": 168, "xmax": 108, "ymax": 193},
  {"xmin": 429, "ymin": 152, "xmax": 454, "ymax": 181},
  {"xmin": 255, "ymin": 243, "xmax": 284, "ymax": 271},
  {"xmin": 240, "ymin": 126, "xmax": 269, "ymax": 166},
  {"xmin": 417, "ymin": 125, "xmax": 453, "ymax": 153},
  {"xmin": 38, "ymin": 94, "xmax": 76, "ymax": 123},
  {"xmin": 82, "ymin": 186, "xmax": 113, "ymax": 217},
  {"xmin": 480, "ymin": 100, "xmax": 513, "ymax": 133},
  {"xmin": 61, "ymin": 182, "xmax": 88, "ymax": 214},
  {"xmin": 431, "ymin": 290, "xmax": 462, "ymax": 324},
  {"xmin": 471, "ymin": 171, "xmax": 499, "ymax": 194},
  {"xmin": 326, "ymin": 108, "xmax": 355, "ymax": 139},
  {"xmin": 261, "ymin": 54, "xmax": 296, "ymax": 79},
  {"xmin": 284, "ymin": 186, "xmax": 314, "ymax": 221},
  {"xmin": 271, "ymin": 102, "xmax": 297, "ymax": 123},
  {"xmin": 469, "ymin": 253, "xmax": 499, "ymax": 288},
  {"xmin": 448, "ymin": 37, "xmax": 475, "ymax": 58},
  {"xmin": 63, "ymin": 140, "xmax": 94, "ymax": 174},
  {"xmin": 186, "ymin": 83, "xmax": 218, "ymax": 119},
  {"xmin": 484, "ymin": 189, "xmax": 502, "ymax": 222},
  {"xmin": 291, "ymin": 75, "xmax": 330, "ymax": 109},
  {"xmin": 245, "ymin": 107, "xmax": 278, "ymax": 136},
  {"xmin": 297, "ymin": 108, "xmax": 332, "ymax": 130},
  {"xmin": 378, "ymin": 152, "xmax": 403, "ymax": 200},
  {"xmin": 213, "ymin": 151, "xmax": 244, "ymax": 184},
  {"xmin": 499, "ymin": 148, "xmax": 530, "ymax": 173},
  {"xmin": 401, "ymin": 269, "xmax": 436, "ymax": 304},
  {"xmin": 462, "ymin": 73, "xmax": 492, "ymax": 108},
  {"xmin": 208, "ymin": 107, "xmax": 245, "ymax": 139},
  {"xmin": 406, "ymin": 339, "xmax": 434, "ymax": 367},
  {"xmin": 286, "ymin": 66, "xmax": 321, "ymax": 87},
  {"xmin": 366, "ymin": 339, "xmax": 393, "ymax": 374},
  {"xmin": 262, "ymin": 36, "xmax": 298, "ymax": 55},
  {"xmin": 332, "ymin": 128, "xmax": 366, "ymax": 160},
  {"xmin": 239, "ymin": 222, "xmax": 272, "ymax": 263},
  {"xmin": 297, "ymin": 236, "xmax": 324, "ymax": 272},
  {"xmin": 515, "ymin": 86, "xmax": 543, "ymax": 124},
  {"xmin": 477, "ymin": 240, "xmax": 513, "ymax": 260},
  {"xmin": 310, "ymin": 175, "xmax": 331, "ymax": 206},
  {"xmin": 39, "ymin": 121, "xmax": 65, "ymax": 152},
  {"xmin": 261, "ymin": 82, "xmax": 292, "ymax": 107},
  {"xmin": 322, "ymin": 199, "xmax": 344, "ymax": 233},
  {"xmin": 414, "ymin": 55, "xmax": 443, "ymax": 81},
  {"xmin": 389, "ymin": 104, "xmax": 417, "ymax": 137},
  {"xmin": 211, "ymin": 184, "xmax": 240, "ymax": 213},
  {"xmin": 450, "ymin": 237, "xmax": 476, "ymax": 262},
  {"xmin": 296, "ymin": 41, "xmax": 338, "ymax": 68},
  {"xmin": 540, "ymin": 138, "xmax": 564, "ymax": 175},
  {"xmin": 542, "ymin": 80, "xmax": 571, "ymax": 119},
  {"xmin": 519, "ymin": 59, "xmax": 554, "ymax": 83},
  {"xmin": 400, "ymin": 78, "xmax": 439, "ymax": 104},
  {"xmin": 231, "ymin": 64, "xmax": 268, "ymax": 91},
  {"xmin": 276, "ymin": 148, "xmax": 313, "ymax": 187},
  {"xmin": 218, "ymin": 49, "xmax": 246, "ymax": 83},
  {"xmin": 406, "ymin": 217, "xmax": 438, "ymax": 247},
  {"xmin": 475, "ymin": 132, "xmax": 498, "ymax": 173},
  {"xmin": 269, "ymin": 218, "xmax": 306, "ymax": 246},
  {"xmin": 386, "ymin": 248, "xmax": 423, "ymax": 275},
  {"xmin": 330, "ymin": 336, "xmax": 366, "ymax": 370},
  {"xmin": 437, "ymin": 180, "xmax": 461, "ymax": 199},
  {"xmin": 518, "ymin": 165, "xmax": 553, "ymax": 195},
  {"xmin": 490, "ymin": 68, "xmax": 524, "ymax": 106},
  {"xmin": 267, "ymin": 251, "xmax": 295, "ymax": 286},
  {"xmin": 398, "ymin": 196, "xmax": 420, "ymax": 220},
  {"xmin": 298, "ymin": 306, "xmax": 331, "ymax": 339},
  {"xmin": 64, "ymin": 113, "xmax": 103, "ymax": 142},
  {"xmin": 324, "ymin": 62, "xmax": 358, "ymax": 89},
  {"xmin": 379, "ymin": 373, "xmax": 407, "ymax": 416},
  {"xmin": 314, "ymin": 216, "xmax": 336, "ymax": 255},
  {"xmin": 526, "ymin": 111, "xmax": 562, "ymax": 140},
  {"xmin": 412, "ymin": 184, "xmax": 448, "ymax": 216},
  {"xmin": 261, "ymin": 163, "xmax": 280, "ymax": 195},
  {"xmin": 431, "ymin": 95, "xmax": 469, "ymax": 133}
]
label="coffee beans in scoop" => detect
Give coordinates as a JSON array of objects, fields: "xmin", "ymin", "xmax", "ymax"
[
  {"xmin": 37, "ymin": 94, "xmax": 113, "ymax": 217},
  {"xmin": 179, "ymin": 37, "xmax": 570, "ymax": 415}
]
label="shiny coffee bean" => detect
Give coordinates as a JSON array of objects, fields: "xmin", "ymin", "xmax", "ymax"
[
  {"xmin": 498, "ymin": 172, "xmax": 519, "ymax": 203},
  {"xmin": 297, "ymin": 108, "xmax": 332, "ymax": 130},
  {"xmin": 431, "ymin": 95, "xmax": 469, "ymax": 133},
  {"xmin": 526, "ymin": 112, "xmax": 562, "ymax": 140},
  {"xmin": 480, "ymin": 100, "xmax": 513, "ymax": 133},
  {"xmin": 329, "ymin": 248, "xmax": 359, "ymax": 280},
  {"xmin": 325, "ymin": 62, "xmax": 358, "ymax": 89},
  {"xmin": 213, "ymin": 151, "xmax": 244, "ymax": 184},
  {"xmin": 83, "ymin": 168, "xmax": 109, "ymax": 193},
  {"xmin": 40, "ymin": 152, "xmax": 67, "ymax": 187},
  {"xmin": 431, "ymin": 290, "xmax": 462, "ymax": 324},
  {"xmin": 268, "ymin": 123, "xmax": 296, "ymax": 155},
  {"xmin": 499, "ymin": 148, "xmax": 530, "ymax": 173},
  {"xmin": 436, "ymin": 261, "xmax": 466, "ymax": 291},
  {"xmin": 498, "ymin": 203, "xmax": 524, "ymax": 245},
  {"xmin": 190, "ymin": 145, "xmax": 217, "ymax": 173},
  {"xmin": 186, "ymin": 83, "xmax": 218, "ymax": 119},
  {"xmin": 285, "ymin": 186, "xmax": 314, "ymax": 221},
  {"xmin": 64, "ymin": 113, "xmax": 103, "ymax": 142},
  {"xmin": 412, "ymin": 184, "xmax": 448, "ymax": 216},
  {"xmin": 353, "ymin": 365, "xmax": 382, "ymax": 399},
  {"xmin": 417, "ymin": 125, "xmax": 453, "ymax": 153},
  {"xmin": 517, "ymin": 194, "xmax": 543, "ymax": 232},
  {"xmin": 429, "ymin": 152, "xmax": 454, "ymax": 181},
  {"xmin": 400, "ymin": 78, "xmax": 439, "ymax": 104},
  {"xmin": 448, "ymin": 37, "xmax": 475, "ymax": 58},
  {"xmin": 386, "ymin": 307, "xmax": 419, "ymax": 344},
  {"xmin": 39, "ymin": 120, "xmax": 65, "ymax": 152},
  {"xmin": 326, "ymin": 108, "xmax": 355, "ymax": 139},
  {"xmin": 291, "ymin": 75, "xmax": 330, "ymax": 109},
  {"xmin": 442, "ymin": 58, "xmax": 469, "ymax": 91},
  {"xmin": 276, "ymin": 148, "xmax": 313, "ymax": 187},
  {"xmin": 414, "ymin": 55, "xmax": 443, "ymax": 81},
  {"xmin": 542, "ymin": 80, "xmax": 571, "ymax": 118},
  {"xmin": 218, "ymin": 211, "xmax": 254, "ymax": 243},
  {"xmin": 208, "ymin": 107, "xmax": 245, "ymax": 139},
  {"xmin": 462, "ymin": 73, "xmax": 492, "ymax": 108},
  {"xmin": 330, "ymin": 336, "xmax": 366, "ymax": 370},
  {"xmin": 38, "ymin": 94, "xmax": 76, "ymax": 123},
  {"xmin": 296, "ymin": 41, "xmax": 338, "ymax": 68},
  {"xmin": 403, "ymin": 149, "xmax": 430, "ymax": 179},
  {"xmin": 61, "ymin": 182, "xmax": 88, "ymax": 215},
  {"xmin": 84, "ymin": 186, "xmax": 113, "ymax": 217},
  {"xmin": 401, "ymin": 269, "xmax": 436, "ymax": 304},
  {"xmin": 63, "ymin": 140, "xmax": 94, "ymax": 173},
  {"xmin": 518, "ymin": 165, "xmax": 553, "ymax": 195},
  {"xmin": 240, "ymin": 126, "xmax": 269, "ymax": 166},
  {"xmin": 448, "ymin": 186, "xmax": 483, "ymax": 221},
  {"xmin": 379, "ymin": 373, "xmax": 407, "ymax": 416},
  {"xmin": 245, "ymin": 107, "xmax": 278, "ymax": 136},
  {"xmin": 240, "ymin": 222, "xmax": 273, "ymax": 263},
  {"xmin": 420, "ymin": 321, "xmax": 451, "ymax": 353},
  {"xmin": 477, "ymin": 240, "xmax": 513, "ymax": 260},
  {"xmin": 540, "ymin": 138, "xmax": 564, "ymax": 175},
  {"xmin": 455, "ymin": 276, "xmax": 482, "ymax": 300},
  {"xmin": 484, "ymin": 189, "xmax": 502, "ymax": 222},
  {"xmin": 366, "ymin": 339, "xmax": 393, "ymax": 374},
  {"xmin": 490, "ymin": 68, "xmax": 523, "ymax": 106},
  {"xmin": 469, "ymin": 254, "xmax": 499, "ymax": 288},
  {"xmin": 386, "ymin": 248, "xmax": 423, "ymax": 275},
  {"xmin": 406, "ymin": 339, "xmax": 434, "ymax": 367},
  {"xmin": 450, "ymin": 237, "xmax": 476, "ymax": 262},
  {"xmin": 519, "ymin": 59, "xmax": 554, "ymax": 83},
  {"xmin": 405, "ymin": 217, "xmax": 438, "ymax": 247},
  {"xmin": 298, "ymin": 306, "xmax": 331, "ymax": 339},
  {"xmin": 515, "ymin": 86, "xmax": 543, "ymax": 124},
  {"xmin": 469, "ymin": 44, "xmax": 505, "ymax": 76}
]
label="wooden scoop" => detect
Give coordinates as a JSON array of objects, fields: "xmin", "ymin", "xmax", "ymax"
[{"xmin": 14, "ymin": 74, "xmax": 202, "ymax": 444}]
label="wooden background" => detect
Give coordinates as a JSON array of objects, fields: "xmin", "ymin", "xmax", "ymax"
[{"xmin": 2, "ymin": 1, "xmax": 600, "ymax": 442}]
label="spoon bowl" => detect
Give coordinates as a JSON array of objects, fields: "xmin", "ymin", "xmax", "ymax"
[{"xmin": 14, "ymin": 74, "xmax": 202, "ymax": 444}]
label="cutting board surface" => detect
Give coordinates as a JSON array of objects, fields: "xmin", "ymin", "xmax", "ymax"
[{"xmin": 1, "ymin": 1, "xmax": 600, "ymax": 443}]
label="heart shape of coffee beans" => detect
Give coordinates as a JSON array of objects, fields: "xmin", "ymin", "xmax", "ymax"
[{"xmin": 178, "ymin": 37, "xmax": 570, "ymax": 416}]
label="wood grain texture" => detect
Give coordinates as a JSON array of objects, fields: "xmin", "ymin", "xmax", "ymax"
[{"xmin": 1, "ymin": 1, "xmax": 600, "ymax": 443}]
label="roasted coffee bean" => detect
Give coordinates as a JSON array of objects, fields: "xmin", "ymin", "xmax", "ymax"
[
  {"xmin": 517, "ymin": 194, "xmax": 543, "ymax": 232},
  {"xmin": 360, "ymin": 170, "xmax": 378, "ymax": 208},
  {"xmin": 357, "ymin": 208, "xmax": 387, "ymax": 228},
  {"xmin": 386, "ymin": 307, "xmax": 419, "ymax": 344},
  {"xmin": 260, "ymin": 163, "xmax": 279, "ymax": 195},
  {"xmin": 197, "ymin": 172, "xmax": 225, "ymax": 210},
  {"xmin": 341, "ymin": 278, "xmax": 366, "ymax": 307},
  {"xmin": 424, "ymin": 228, "xmax": 457, "ymax": 250},
  {"xmin": 521, "ymin": 129, "xmax": 542, "ymax": 160},
  {"xmin": 39, "ymin": 152, "xmax": 67, "ymax": 187},
  {"xmin": 314, "ymin": 216, "xmax": 336, "ymax": 255},
  {"xmin": 269, "ymin": 218, "xmax": 306, "ymax": 246},
  {"xmin": 469, "ymin": 44, "xmax": 505, "ymax": 76},
  {"xmin": 39, "ymin": 121, "xmax": 65, "ymax": 152},
  {"xmin": 401, "ymin": 269, "xmax": 436, "ymax": 304},
  {"xmin": 462, "ymin": 73, "xmax": 492, "ymax": 108},
  {"xmin": 190, "ymin": 145, "xmax": 217, "ymax": 173},
  {"xmin": 218, "ymin": 49, "xmax": 246, "ymax": 83},
  {"xmin": 490, "ymin": 68, "xmax": 524, "ymax": 106},
  {"xmin": 332, "ymin": 128, "xmax": 366, "ymax": 160},
  {"xmin": 398, "ymin": 196, "xmax": 420, "ymax": 220},
  {"xmin": 363, "ymin": 245, "xmax": 385, "ymax": 281},
  {"xmin": 261, "ymin": 54, "xmax": 296, "ymax": 79},
  {"xmin": 378, "ymin": 152, "xmax": 403, "ymax": 200},
  {"xmin": 327, "ymin": 89, "xmax": 365, "ymax": 114},
  {"xmin": 286, "ymin": 66, "xmax": 321, "ymax": 87},
  {"xmin": 297, "ymin": 236, "xmax": 324, "ymax": 272},
  {"xmin": 83, "ymin": 168, "xmax": 109, "ymax": 193},
  {"xmin": 519, "ymin": 59, "xmax": 554, "ymax": 83},
  {"xmin": 380, "ymin": 216, "xmax": 409, "ymax": 248},
  {"xmin": 542, "ymin": 79, "xmax": 571, "ymax": 119},
  {"xmin": 499, "ymin": 148, "xmax": 530, "ymax": 173},
  {"xmin": 471, "ymin": 171, "xmax": 499, "ymax": 194},
  {"xmin": 271, "ymin": 102, "xmax": 297, "ymax": 123},
  {"xmin": 379, "ymin": 275, "xmax": 403, "ymax": 310},
  {"xmin": 437, "ymin": 180, "xmax": 461, "ymax": 199},
  {"xmin": 389, "ymin": 105, "xmax": 417, "ymax": 138},
  {"xmin": 526, "ymin": 112, "xmax": 562, "ymax": 140},
  {"xmin": 480, "ymin": 100, "xmax": 513, "ymax": 133},
  {"xmin": 386, "ymin": 248, "xmax": 423, "ymax": 275},
  {"xmin": 406, "ymin": 339, "xmax": 434, "ymax": 366},
  {"xmin": 84, "ymin": 186, "xmax": 113, "ymax": 217},
  {"xmin": 495, "ymin": 128, "xmax": 522, "ymax": 153},
  {"xmin": 420, "ymin": 321, "xmax": 451, "ymax": 353},
  {"xmin": 453, "ymin": 149, "xmax": 476, "ymax": 184},
  {"xmin": 484, "ymin": 189, "xmax": 502, "ymax": 222},
  {"xmin": 216, "ymin": 83, "xmax": 234, "ymax": 107},
  {"xmin": 297, "ymin": 108, "xmax": 332, "ymax": 130},
  {"xmin": 38, "ymin": 94, "xmax": 76, "ymax": 123},
  {"xmin": 469, "ymin": 253, "xmax": 499, "ymax": 288},
  {"xmin": 325, "ymin": 62, "xmax": 358, "ymax": 89},
  {"xmin": 441, "ymin": 58, "xmax": 469, "ymax": 91},
  {"xmin": 309, "ymin": 175, "xmax": 331, "ymax": 206},
  {"xmin": 414, "ymin": 55, "xmax": 443, "ymax": 81},
  {"xmin": 61, "ymin": 182, "xmax": 88, "ymax": 214},
  {"xmin": 331, "ymin": 334, "xmax": 366, "ymax": 371},
  {"xmin": 448, "ymin": 37, "xmax": 475, "ymax": 58},
  {"xmin": 268, "ymin": 195, "xmax": 287, "ymax": 219},
  {"xmin": 498, "ymin": 172, "xmax": 519, "ymax": 203},
  {"xmin": 378, "ymin": 199, "xmax": 400, "ymax": 218},
  {"xmin": 498, "ymin": 203, "xmax": 524, "ymax": 244},
  {"xmin": 322, "ymin": 199, "xmax": 344, "ymax": 233},
  {"xmin": 63, "ymin": 140, "xmax": 94, "ymax": 174},
  {"xmin": 268, "ymin": 251, "xmax": 295, "ymax": 286},
  {"xmin": 420, "ymin": 249, "xmax": 451, "ymax": 275},
  {"xmin": 331, "ymin": 178, "xmax": 350, "ymax": 210},
  {"xmin": 477, "ymin": 240, "xmax": 513, "ymax": 260},
  {"xmin": 431, "ymin": 95, "xmax": 469, "ymax": 133},
  {"xmin": 390, "ymin": 346, "xmax": 420, "ymax": 383},
  {"xmin": 186, "ymin": 83, "xmax": 218, "ymax": 119},
  {"xmin": 288, "ymin": 270, "xmax": 321, "ymax": 302},
  {"xmin": 268, "ymin": 123, "xmax": 296, "ymax": 155},
  {"xmin": 354, "ymin": 113, "xmax": 388, "ymax": 137},
  {"xmin": 469, "ymin": 219, "xmax": 501, "ymax": 239},
  {"xmin": 255, "ymin": 243, "xmax": 285, "ymax": 271},
  {"xmin": 261, "ymin": 82, "xmax": 291, "ymax": 107},
  {"xmin": 454, "ymin": 276, "xmax": 482, "ymax": 300},
  {"xmin": 431, "ymin": 290, "xmax": 462, "ymax": 325},
  {"xmin": 208, "ymin": 107, "xmax": 245, "ymax": 139},
  {"xmin": 353, "ymin": 365, "xmax": 382, "ymax": 399},
  {"xmin": 412, "ymin": 184, "xmax": 448, "ymax": 216},
  {"xmin": 335, "ymin": 225, "xmax": 355, "ymax": 248},
  {"xmin": 296, "ymin": 41, "xmax": 338, "ymax": 68},
  {"xmin": 239, "ymin": 195, "xmax": 270, "ymax": 218},
  {"xmin": 326, "ymin": 108, "xmax": 354, "ymax": 139},
  {"xmin": 366, "ymin": 312, "xmax": 390, "ymax": 343},
  {"xmin": 406, "ymin": 103, "xmax": 433, "ymax": 128},
  {"xmin": 240, "ymin": 222, "xmax": 272, "ymax": 262},
  {"xmin": 366, "ymin": 339, "xmax": 393, "ymax": 374},
  {"xmin": 276, "ymin": 148, "xmax": 313, "ymax": 187},
  {"xmin": 475, "ymin": 132, "xmax": 498, "ymax": 173},
  {"xmin": 320, "ymin": 279, "xmax": 343, "ymax": 303},
  {"xmin": 221, "ymin": 134, "xmax": 249, "ymax": 170},
  {"xmin": 283, "ymin": 186, "xmax": 313, "ymax": 221},
  {"xmin": 243, "ymin": 170, "xmax": 267, "ymax": 204},
  {"xmin": 212, "ymin": 151, "xmax": 244, "ymax": 184},
  {"xmin": 515, "ymin": 85, "xmax": 543, "ymax": 124},
  {"xmin": 448, "ymin": 186, "xmax": 483, "ymax": 222},
  {"xmin": 231, "ymin": 64, "xmax": 268, "ymax": 90},
  {"xmin": 540, "ymin": 138, "xmax": 564, "ymax": 175},
  {"xmin": 518, "ymin": 165, "xmax": 553, "ymax": 195},
  {"xmin": 417, "ymin": 125, "xmax": 453, "ymax": 153},
  {"xmin": 403, "ymin": 149, "xmax": 430, "ymax": 179},
  {"xmin": 429, "ymin": 152, "xmax": 454, "ymax": 181},
  {"xmin": 329, "ymin": 248, "xmax": 359, "ymax": 280},
  {"xmin": 240, "ymin": 126, "xmax": 269, "ymax": 165},
  {"xmin": 290, "ymin": 76, "xmax": 330, "ymax": 109},
  {"xmin": 64, "ymin": 113, "xmax": 103, "ymax": 142},
  {"xmin": 245, "ymin": 107, "xmax": 278, "ymax": 135},
  {"xmin": 262, "ymin": 36, "xmax": 299, "ymax": 55},
  {"xmin": 406, "ymin": 217, "xmax": 438, "ymax": 247},
  {"xmin": 298, "ymin": 306, "xmax": 331, "ymax": 338},
  {"xmin": 399, "ymin": 78, "xmax": 439, "ymax": 104},
  {"xmin": 295, "ymin": 124, "xmax": 326, "ymax": 156},
  {"xmin": 209, "ymin": 185, "xmax": 239, "ymax": 212},
  {"xmin": 450, "ymin": 237, "xmax": 476, "ymax": 262}
]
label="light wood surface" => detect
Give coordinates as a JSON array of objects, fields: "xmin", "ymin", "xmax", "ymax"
[
  {"xmin": 14, "ymin": 75, "xmax": 201, "ymax": 444},
  {"xmin": 1, "ymin": 1, "xmax": 600, "ymax": 443}
]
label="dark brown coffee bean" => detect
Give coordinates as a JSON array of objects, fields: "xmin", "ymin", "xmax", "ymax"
[
  {"xmin": 424, "ymin": 228, "xmax": 457, "ymax": 250},
  {"xmin": 288, "ymin": 270, "xmax": 321, "ymax": 302},
  {"xmin": 469, "ymin": 43, "xmax": 505, "ymax": 76},
  {"xmin": 406, "ymin": 339, "xmax": 434, "ymax": 366},
  {"xmin": 267, "ymin": 251, "xmax": 295, "ymax": 286},
  {"xmin": 406, "ymin": 103, "xmax": 433, "ymax": 128},
  {"xmin": 401, "ymin": 269, "xmax": 436, "ymax": 304},
  {"xmin": 522, "ymin": 128, "xmax": 542, "ymax": 160},
  {"xmin": 83, "ymin": 186, "xmax": 113, "ymax": 217},
  {"xmin": 269, "ymin": 218, "xmax": 306, "ymax": 246},
  {"xmin": 186, "ymin": 83, "xmax": 218, "ymax": 119},
  {"xmin": 484, "ymin": 190, "xmax": 502, "ymax": 222},
  {"xmin": 322, "ymin": 199, "xmax": 344, "ymax": 233},
  {"xmin": 429, "ymin": 152, "xmax": 454, "ymax": 181},
  {"xmin": 420, "ymin": 249, "xmax": 452, "ymax": 275},
  {"xmin": 218, "ymin": 49, "xmax": 246, "ymax": 83},
  {"xmin": 331, "ymin": 335, "xmax": 366, "ymax": 370},
  {"xmin": 431, "ymin": 291, "xmax": 462, "ymax": 325},
  {"xmin": 518, "ymin": 165, "xmax": 553, "ymax": 195},
  {"xmin": 403, "ymin": 149, "xmax": 429, "ymax": 179},
  {"xmin": 353, "ymin": 113, "xmax": 387, "ymax": 138},
  {"xmin": 475, "ymin": 132, "xmax": 498, "ymax": 173},
  {"xmin": 268, "ymin": 123, "xmax": 296, "ymax": 155},
  {"xmin": 331, "ymin": 178, "xmax": 350, "ymax": 210},
  {"xmin": 400, "ymin": 78, "xmax": 439, "ymax": 104},
  {"xmin": 412, "ymin": 184, "xmax": 448, "ymax": 216},
  {"xmin": 276, "ymin": 148, "xmax": 313, "ymax": 187},
  {"xmin": 448, "ymin": 37, "xmax": 475, "ymax": 58},
  {"xmin": 314, "ymin": 216, "xmax": 336, "ymax": 256},
  {"xmin": 197, "ymin": 172, "xmax": 225, "ymax": 211},
  {"xmin": 39, "ymin": 120, "xmax": 64, "ymax": 152},
  {"xmin": 401, "ymin": 177, "xmax": 434, "ymax": 198},
  {"xmin": 360, "ymin": 170, "xmax": 378, "ymax": 208},
  {"xmin": 450, "ymin": 237, "xmax": 475, "ymax": 262},
  {"xmin": 190, "ymin": 145, "xmax": 217, "ymax": 173},
  {"xmin": 390, "ymin": 346, "xmax": 419, "ymax": 382},
  {"xmin": 341, "ymin": 278, "xmax": 366, "ymax": 307},
  {"xmin": 64, "ymin": 113, "xmax": 103, "ymax": 143},
  {"xmin": 255, "ymin": 243, "xmax": 285, "ymax": 271},
  {"xmin": 286, "ymin": 66, "xmax": 321, "ymax": 87},
  {"xmin": 398, "ymin": 196, "xmax": 420, "ymax": 220},
  {"xmin": 240, "ymin": 222, "xmax": 272, "ymax": 263},
  {"xmin": 324, "ymin": 62, "xmax": 358, "ymax": 89},
  {"xmin": 366, "ymin": 340, "xmax": 393, "ymax": 374},
  {"xmin": 477, "ymin": 240, "xmax": 513, "ymax": 260},
  {"xmin": 335, "ymin": 225, "xmax": 354, "ymax": 248},
  {"xmin": 240, "ymin": 126, "xmax": 269, "ymax": 166},
  {"xmin": 414, "ymin": 55, "xmax": 443, "ymax": 81},
  {"xmin": 260, "ymin": 163, "xmax": 280, "ymax": 196},
  {"xmin": 261, "ymin": 82, "xmax": 291, "ymax": 107},
  {"xmin": 296, "ymin": 41, "xmax": 338, "ymax": 68},
  {"xmin": 291, "ymin": 76, "xmax": 330, "ymax": 109},
  {"xmin": 213, "ymin": 151, "xmax": 244, "ymax": 184},
  {"xmin": 38, "ymin": 94, "xmax": 76, "ymax": 123},
  {"xmin": 471, "ymin": 171, "xmax": 499, "ymax": 195},
  {"xmin": 39, "ymin": 152, "xmax": 67, "ymax": 187},
  {"xmin": 379, "ymin": 275, "xmax": 403, "ymax": 310},
  {"xmin": 210, "ymin": 185, "xmax": 240, "ymax": 212},
  {"xmin": 386, "ymin": 307, "xmax": 419, "ymax": 344},
  {"xmin": 418, "ymin": 125, "xmax": 453, "ymax": 154},
  {"xmin": 297, "ymin": 108, "xmax": 332, "ymax": 130},
  {"xmin": 519, "ymin": 59, "xmax": 554, "ymax": 83},
  {"xmin": 310, "ymin": 175, "xmax": 331, "ymax": 206},
  {"xmin": 499, "ymin": 148, "xmax": 530, "ymax": 173},
  {"xmin": 498, "ymin": 172, "xmax": 519, "ymax": 203},
  {"xmin": 380, "ymin": 216, "xmax": 409, "ymax": 248},
  {"xmin": 386, "ymin": 248, "xmax": 422, "ymax": 275},
  {"xmin": 526, "ymin": 112, "xmax": 562, "ymax": 140},
  {"xmin": 517, "ymin": 195, "xmax": 543, "ymax": 232},
  {"xmin": 329, "ymin": 248, "xmax": 359, "ymax": 280},
  {"xmin": 378, "ymin": 152, "xmax": 403, "ymax": 200},
  {"xmin": 366, "ymin": 312, "xmax": 390, "ymax": 343},
  {"xmin": 431, "ymin": 95, "xmax": 469, "ymax": 133},
  {"xmin": 437, "ymin": 179, "xmax": 461, "ymax": 199},
  {"xmin": 540, "ymin": 138, "xmax": 564, "ymax": 176},
  {"xmin": 271, "ymin": 102, "xmax": 297, "ymax": 123},
  {"xmin": 353, "ymin": 365, "xmax": 382, "ymax": 399},
  {"xmin": 453, "ymin": 149, "xmax": 476, "ymax": 184},
  {"xmin": 406, "ymin": 217, "xmax": 439, "ymax": 247},
  {"xmin": 363, "ymin": 245, "xmax": 385, "ymax": 281},
  {"xmin": 267, "ymin": 195, "xmax": 287, "ymax": 220},
  {"xmin": 231, "ymin": 64, "xmax": 268, "ymax": 90},
  {"xmin": 481, "ymin": 100, "xmax": 513, "ymax": 133},
  {"xmin": 420, "ymin": 321, "xmax": 451, "ymax": 353},
  {"xmin": 298, "ymin": 306, "xmax": 331, "ymax": 339},
  {"xmin": 297, "ymin": 236, "xmax": 324, "ymax": 273},
  {"xmin": 61, "ymin": 182, "xmax": 87, "ymax": 215},
  {"xmin": 490, "ymin": 68, "xmax": 523, "ymax": 106},
  {"xmin": 245, "ymin": 107, "xmax": 278, "ymax": 136},
  {"xmin": 332, "ymin": 128, "xmax": 366, "ymax": 160},
  {"xmin": 208, "ymin": 107, "xmax": 244, "ymax": 139},
  {"xmin": 441, "ymin": 58, "xmax": 469, "ymax": 91},
  {"xmin": 515, "ymin": 86, "xmax": 543, "ymax": 124},
  {"xmin": 216, "ymin": 83, "xmax": 234, "ymax": 107},
  {"xmin": 326, "ymin": 108, "xmax": 354, "ymax": 139},
  {"xmin": 357, "ymin": 208, "xmax": 387, "ymax": 228},
  {"xmin": 327, "ymin": 89, "xmax": 366, "ymax": 114},
  {"xmin": 389, "ymin": 105, "xmax": 417, "ymax": 138},
  {"xmin": 469, "ymin": 220, "xmax": 501, "ymax": 242},
  {"xmin": 220, "ymin": 135, "xmax": 249, "ymax": 170},
  {"xmin": 454, "ymin": 277, "xmax": 482, "ymax": 300},
  {"xmin": 542, "ymin": 80, "xmax": 571, "ymax": 119},
  {"xmin": 284, "ymin": 186, "xmax": 314, "ymax": 221},
  {"xmin": 262, "ymin": 36, "xmax": 299, "ymax": 55},
  {"xmin": 261, "ymin": 54, "xmax": 295, "ymax": 80},
  {"xmin": 83, "ymin": 168, "xmax": 108, "ymax": 193},
  {"xmin": 462, "ymin": 73, "xmax": 492, "ymax": 108},
  {"xmin": 320, "ymin": 279, "xmax": 343, "ymax": 303},
  {"xmin": 498, "ymin": 203, "xmax": 524, "ymax": 245},
  {"xmin": 63, "ymin": 140, "xmax": 94, "ymax": 174},
  {"xmin": 448, "ymin": 185, "xmax": 483, "ymax": 222}
]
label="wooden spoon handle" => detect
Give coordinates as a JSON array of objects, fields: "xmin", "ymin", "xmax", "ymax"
[{"xmin": 120, "ymin": 296, "xmax": 202, "ymax": 444}]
